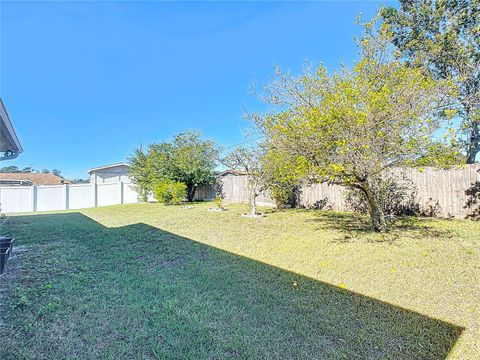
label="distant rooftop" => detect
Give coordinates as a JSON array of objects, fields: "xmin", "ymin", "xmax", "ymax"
[{"xmin": 0, "ymin": 173, "xmax": 71, "ymax": 186}]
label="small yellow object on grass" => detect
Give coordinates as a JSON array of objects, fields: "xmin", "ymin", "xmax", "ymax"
[
  {"xmin": 339, "ymin": 283, "xmax": 346, "ymax": 289},
  {"xmin": 321, "ymin": 261, "xmax": 327, "ymax": 267},
  {"xmin": 292, "ymin": 280, "xmax": 299, "ymax": 289}
]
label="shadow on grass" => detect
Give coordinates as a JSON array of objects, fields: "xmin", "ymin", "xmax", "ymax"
[
  {"xmin": 0, "ymin": 212, "xmax": 462, "ymax": 359},
  {"xmin": 307, "ymin": 211, "xmax": 457, "ymax": 243}
]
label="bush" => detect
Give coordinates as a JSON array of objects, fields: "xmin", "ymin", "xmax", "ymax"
[
  {"xmin": 345, "ymin": 173, "xmax": 419, "ymax": 216},
  {"xmin": 465, "ymin": 179, "xmax": 480, "ymax": 220},
  {"xmin": 268, "ymin": 183, "xmax": 295, "ymax": 209},
  {"xmin": 154, "ymin": 180, "xmax": 187, "ymax": 205}
]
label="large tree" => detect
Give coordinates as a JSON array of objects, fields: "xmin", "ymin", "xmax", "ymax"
[
  {"xmin": 254, "ymin": 24, "xmax": 453, "ymax": 231},
  {"xmin": 129, "ymin": 131, "xmax": 219, "ymax": 202},
  {"xmin": 381, "ymin": 0, "xmax": 480, "ymax": 163},
  {"xmin": 169, "ymin": 131, "xmax": 219, "ymax": 201}
]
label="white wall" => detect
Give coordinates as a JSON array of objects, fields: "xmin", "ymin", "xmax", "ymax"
[
  {"xmin": 124, "ymin": 183, "xmax": 140, "ymax": 204},
  {"xmin": 0, "ymin": 186, "xmax": 32, "ymax": 213},
  {"xmin": 97, "ymin": 183, "xmax": 120, "ymax": 206},
  {"xmin": 36, "ymin": 185, "xmax": 65, "ymax": 212},
  {"xmin": 0, "ymin": 181, "xmax": 141, "ymax": 214},
  {"xmin": 69, "ymin": 184, "xmax": 93, "ymax": 210}
]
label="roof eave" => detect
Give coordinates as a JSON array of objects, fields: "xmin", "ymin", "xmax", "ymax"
[{"xmin": 0, "ymin": 98, "xmax": 23, "ymax": 157}]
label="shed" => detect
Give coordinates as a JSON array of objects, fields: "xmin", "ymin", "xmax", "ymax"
[{"xmin": 88, "ymin": 163, "xmax": 131, "ymax": 184}]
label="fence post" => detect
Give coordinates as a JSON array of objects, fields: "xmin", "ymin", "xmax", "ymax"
[
  {"xmin": 92, "ymin": 174, "xmax": 98, "ymax": 207},
  {"xmin": 119, "ymin": 181, "xmax": 124, "ymax": 204},
  {"xmin": 31, "ymin": 185, "xmax": 37, "ymax": 212},
  {"xmin": 64, "ymin": 184, "xmax": 69, "ymax": 210}
]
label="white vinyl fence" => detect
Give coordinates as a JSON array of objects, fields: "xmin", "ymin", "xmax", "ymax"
[{"xmin": 0, "ymin": 182, "xmax": 140, "ymax": 214}]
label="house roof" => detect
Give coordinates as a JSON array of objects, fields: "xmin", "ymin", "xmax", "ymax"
[
  {"xmin": 88, "ymin": 163, "xmax": 130, "ymax": 174},
  {"xmin": 0, "ymin": 98, "xmax": 23, "ymax": 158},
  {"xmin": 0, "ymin": 173, "xmax": 71, "ymax": 185}
]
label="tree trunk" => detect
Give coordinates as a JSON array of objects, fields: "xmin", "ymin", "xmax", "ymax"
[
  {"xmin": 187, "ymin": 185, "xmax": 197, "ymax": 202},
  {"xmin": 466, "ymin": 122, "xmax": 479, "ymax": 164},
  {"xmin": 140, "ymin": 189, "xmax": 148, "ymax": 203},
  {"xmin": 359, "ymin": 182, "xmax": 387, "ymax": 232},
  {"xmin": 250, "ymin": 192, "xmax": 257, "ymax": 216}
]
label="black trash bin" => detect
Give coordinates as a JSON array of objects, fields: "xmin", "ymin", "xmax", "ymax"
[
  {"xmin": 0, "ymin": 246, "xmax": 10, "ymax": 275},
  {"xmin": 0, "ymin": 237, "xmax": 14, "ymax": 259}
]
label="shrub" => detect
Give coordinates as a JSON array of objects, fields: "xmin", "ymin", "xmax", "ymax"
[
  {"xmin": 213, "ymin": 196, "xmax": 223, "ymax": 209},
  {"xmin": 312, "ymin": 198, "xmax": 329, "ymax": 210},
  {"xmin": 465, "ymin": 179, "xmax": 480, "ymax": 220},
  {"xmin": 345, "ymin": 173, "xmax": 419, "ymax": 216},
  {"xmin": 154, "ymin": 180, "xmax": 187, "ymax": 205},
  {"xmin": 269, "ymin": 183, "xmax": 295, "ymax": 209}
]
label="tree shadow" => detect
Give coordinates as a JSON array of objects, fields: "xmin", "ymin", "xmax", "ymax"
[
  {"xmin": 307, "ymin": 211, "xmax": 457, "ymax": 243},
  {"xmin": 0, "ymin": 212, "xmax": 463, "ymax": 359}
]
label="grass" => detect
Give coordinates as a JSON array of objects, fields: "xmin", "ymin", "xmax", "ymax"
[{"xmin": 0, "ymin": 202, "xmax": 478, "ymax": 359}]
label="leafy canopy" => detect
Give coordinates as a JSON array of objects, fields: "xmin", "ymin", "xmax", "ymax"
[{"xmin": 381, "ymin": 0, "xmax": 480, "ymax": 163}]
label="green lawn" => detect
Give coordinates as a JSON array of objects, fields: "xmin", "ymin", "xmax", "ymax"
[{"xmin": 0, "ymin": 203, "xmax": 478, "ymax": 359}]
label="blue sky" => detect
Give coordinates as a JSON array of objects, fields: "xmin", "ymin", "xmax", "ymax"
[{"xmin": 1, "ymin": 0, "xmax": 393, "ymax": 179}]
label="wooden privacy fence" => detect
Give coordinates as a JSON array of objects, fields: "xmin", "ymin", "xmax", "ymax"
[{"xmin": 196, "ymin": 164, "xmax": 480, "ymax": 219}]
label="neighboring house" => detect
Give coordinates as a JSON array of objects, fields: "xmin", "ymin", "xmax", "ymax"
[
  {"xmin": 0, "ymin": 98, "xmax": 22, "ymax": 161},
  {"xmin": 0, "ymin": 173, "xmax": 71, "ymax": 187},
  {"xmin": 88, "ymin": 163, "xmax": 131, "ymax": 184}
]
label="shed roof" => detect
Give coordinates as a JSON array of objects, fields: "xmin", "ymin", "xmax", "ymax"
[
  {"xmin": 216, "ymin": 170, "xmax": 247, "ymax": 177},
  {"xmin": 88, "ymin": 163, "xmax": 130, "ymax": 174}
]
